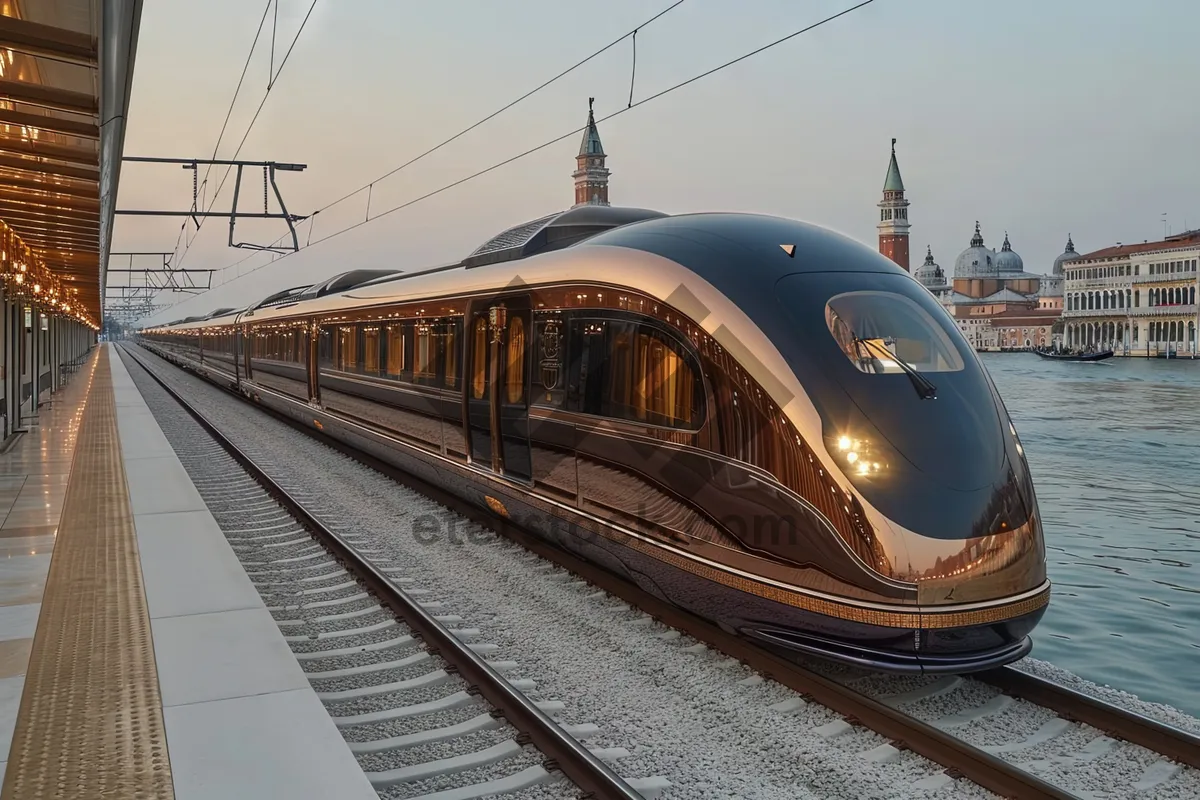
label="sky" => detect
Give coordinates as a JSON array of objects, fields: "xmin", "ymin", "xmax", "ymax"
[{"xmin": 113, "ymin": 0, "xmax": 1200, "ymax": 325}]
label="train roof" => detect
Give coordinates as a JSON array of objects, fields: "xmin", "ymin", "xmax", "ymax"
[
  {"xmin": 299, "ymin": 269, "xmax": 402, "ymax": 300},
  {"xmin": 462, "ymin": 205, "xmax": 666, "ymax": 268},
  {"xmin": 149, "ymin": 211, "xmax": 907, "ymax": 332}
]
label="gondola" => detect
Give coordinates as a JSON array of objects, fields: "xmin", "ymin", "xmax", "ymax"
[{"xmin": 1034, "ymin": 348, "xmax": 1113, "ymax": 362}]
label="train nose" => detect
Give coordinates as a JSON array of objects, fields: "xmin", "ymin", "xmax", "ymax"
[
  {"xmin": 906, "ymin": 504, "xmax": 1049, "ymax": 673},
  {"xmin": 913, "ymin": 512, "xmax": 1048, "ymax": 607}
]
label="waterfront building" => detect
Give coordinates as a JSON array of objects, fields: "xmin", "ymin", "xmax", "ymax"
[
  {"xmin": 572, "ymin": 98, "xmax": 611, "ymax": 208},
  {"xmin": 1062, "ymin": 230, "xmax": 1200, "ymax": 355}
]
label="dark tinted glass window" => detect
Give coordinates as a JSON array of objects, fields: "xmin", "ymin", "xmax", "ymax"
[{"xmin": 565, "ymin": 313, "xmax": 702, "ymax": 429}]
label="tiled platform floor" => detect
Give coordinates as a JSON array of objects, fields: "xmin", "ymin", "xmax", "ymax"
[
  {"xmin": 0, "ymin": 345, "xmax": 375, "ymax": 799},
  {"xmin": 0, "ymin": 353, "xmax": 93, "ymax": 784}
]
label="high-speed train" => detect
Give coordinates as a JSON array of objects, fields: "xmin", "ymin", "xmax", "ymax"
[{"xmin": 140, "ymin": 205, "xmax": 1049, "ymax": 673}]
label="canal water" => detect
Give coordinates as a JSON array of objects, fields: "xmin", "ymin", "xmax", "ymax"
[{"xmin": 981, "ymin": 354, "xmax": 1200, "ymax": 718}]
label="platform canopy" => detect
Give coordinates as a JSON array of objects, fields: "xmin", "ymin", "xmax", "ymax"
[{"xmin": 0, "ymin": 0, "xmax": 141, "ymax": 324}]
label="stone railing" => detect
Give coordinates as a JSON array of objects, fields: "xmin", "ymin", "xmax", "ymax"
[
  {"xmin": 1064, "ymin": 275, "xmax": 1131, "ymax": 290},
  {"xmin": 1128, "ymin": 304, "xmax": 1198, "ymax": 318},
  {"xmin": 1131, "ymin": 269, "xmax": 1198, "ymax": 285}
]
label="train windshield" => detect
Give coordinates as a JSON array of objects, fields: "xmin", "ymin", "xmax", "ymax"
[
  {"xmin": 776, "ymin": 271, "xmax": 1024, "ymax": 540},
  {"xmin": 826, "ymin": 291, "xmax": 964, "ymax": 376}
]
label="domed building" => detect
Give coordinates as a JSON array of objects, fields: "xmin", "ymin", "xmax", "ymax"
[
  {"xmin": 947, "ymin": 222, "xmax": 1042, "ymax": 301},
  {"xmin": 996, "ymin": 233, "xmax": 1024, "ymax": 274},
  {"xmin": 1036, "ymin": 234, "xmax": 1077, "ymax": 308},
  {"xmin": 915, "ymin": 245, "xmax": 948, "ymax": 290},
  {"xmin": 915, "ymin": 245, "xmax": 951, "ymax": 307},
  {"xmin": 1052, "ymin": 234, "xmax": 1081, "ymax": 276},
  {"xmin": 941, "ymin": 222, "xmax": 1062, "ymax": 349},
  {"xmin": 953, "ymin": 222, "xmax": 997, "ymax": 279}
]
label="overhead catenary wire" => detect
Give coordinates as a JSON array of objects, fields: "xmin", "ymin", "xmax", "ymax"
[
  {"xmin": 167, "ymin": 0, "xmax": 273, "ymax": 265},
  {"xmin": 170, "ymin": 0, "xmax": 691, "ymax": 296},
  {"xmin": 172, "ymin": 0, "xmax": 321, "ymax": 271},
  {"xmin": 304, "ymin": 0, "xmax": 689, "ymax": 223},
  {"xmin": 156, "ymin": 0, "xmax": 877, "ymax": 316}
]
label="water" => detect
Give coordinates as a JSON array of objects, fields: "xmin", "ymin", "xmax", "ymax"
[{"xmin": 980, "ymin": 354, "xmax": 1200, "ymax": 718}]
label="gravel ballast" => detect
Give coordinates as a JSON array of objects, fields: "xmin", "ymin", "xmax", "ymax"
[{"xmin": 123, "ymin": 345, "xmax": 1200, "ymax": 800}]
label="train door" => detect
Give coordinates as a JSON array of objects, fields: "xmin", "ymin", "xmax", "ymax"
[{"xmin": 464, "ymin": 296, "xmax": 533, "ymax": 481}]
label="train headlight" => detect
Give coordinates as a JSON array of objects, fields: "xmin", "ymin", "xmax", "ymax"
[{"xmin": 830, "ymin": 434, "xmax": 886, "ymax": 477}]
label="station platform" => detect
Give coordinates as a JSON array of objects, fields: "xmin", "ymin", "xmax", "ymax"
[{"xmin": 0, "ymin": 344, "xmax": 376, "ymax": 800}]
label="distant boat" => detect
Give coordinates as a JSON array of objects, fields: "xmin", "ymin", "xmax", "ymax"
[{"xmin": 1034, "ymin": 349, "xmax": 1114, "ymax": 362}]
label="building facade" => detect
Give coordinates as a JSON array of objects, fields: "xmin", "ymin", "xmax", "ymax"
[
  {"xmin": 572, "ymin": 98, "xmax": 610, "ymax": 208},
  {"xmin": 1062, "ymin": 230, "xmax": 1200, "ymax": 356},
  {"xmin": 877, "ymin": 139, "xmax": 910, "ymax": 271}
]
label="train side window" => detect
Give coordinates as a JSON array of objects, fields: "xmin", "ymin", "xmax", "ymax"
[
  {"xmin": 505, "ymin": 316, "xmax": 526, "ymax": 404},
  {"xmin": 363, "ymin": 326, "xmax": 381, "ymax": 375},
  {"xmin": 337, "ymin": 326, "xmax": 357, "ymax": 371},
  {"xmin": 566, "ymin": 314, "xmax": 703, "ymax": 429},
  {"xmin": 414, "ymin": 324, "xmax": 437, "ymax": 384},
  {"xmin": 385, "ymin": 325, "xmax": 404, "ymax": 377},
  {"xmin": 318, "ymin": 328, "xmax": 332, "ymax": 366},
  {"xmin": 443, "ymin": 321, "xmax": 460, "ymax": 389},
  {"xmin": 471, "ymin": 317, "xmax": 488, "ymax": 400}
]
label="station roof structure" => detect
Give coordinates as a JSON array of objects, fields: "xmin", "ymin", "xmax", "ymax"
[{"xmin": 0, "ymin": 0, "xmax": 142, "ymax": 323}]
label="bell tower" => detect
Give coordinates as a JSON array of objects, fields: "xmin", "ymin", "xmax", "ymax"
[
  {"xmin": 572, "ymin": 98, "xmax": 610, "ymax": 208},
  {"xmin": 877, "ymin": 138, "xmax": 911, "ymax": 271}
]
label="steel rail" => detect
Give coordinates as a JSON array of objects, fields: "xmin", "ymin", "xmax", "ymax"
[
  {"xmin": 122, "ymin": 345, "xmax": 645, "ymax": 800},
  {"xmin": 137, "ymin": 343, "xmax": 1197, "ymax": 800},
  {"xmin": 979, "ymin": 667, "xmax": 1200, "ymax": 770}
]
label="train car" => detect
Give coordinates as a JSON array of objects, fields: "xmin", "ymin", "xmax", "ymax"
[{"xmin": 140, "ymin": 205, "xmax": 1049, "ymax": 673}]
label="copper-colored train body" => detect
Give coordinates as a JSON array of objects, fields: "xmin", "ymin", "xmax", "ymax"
[{"xmin": 142, "ymin": 208, "xmax": 1048, "ymax": 673}]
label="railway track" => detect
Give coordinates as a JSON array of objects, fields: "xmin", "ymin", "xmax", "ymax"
[
  {"xmin": 125, "ymin": 343, "xmax": 1200, "ymax": 799},
  {"xmin": 121, "ymin": 347, "xmax": 664, "ymax": 800}
]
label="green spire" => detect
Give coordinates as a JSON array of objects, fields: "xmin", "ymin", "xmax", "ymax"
[
  {"xmin": 883, "ymin": 138, "xmax": 904, "ymax": 192},
  {"xmin": 578, "ymin": 97, "xmax": 605, "ymax": 157}
]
